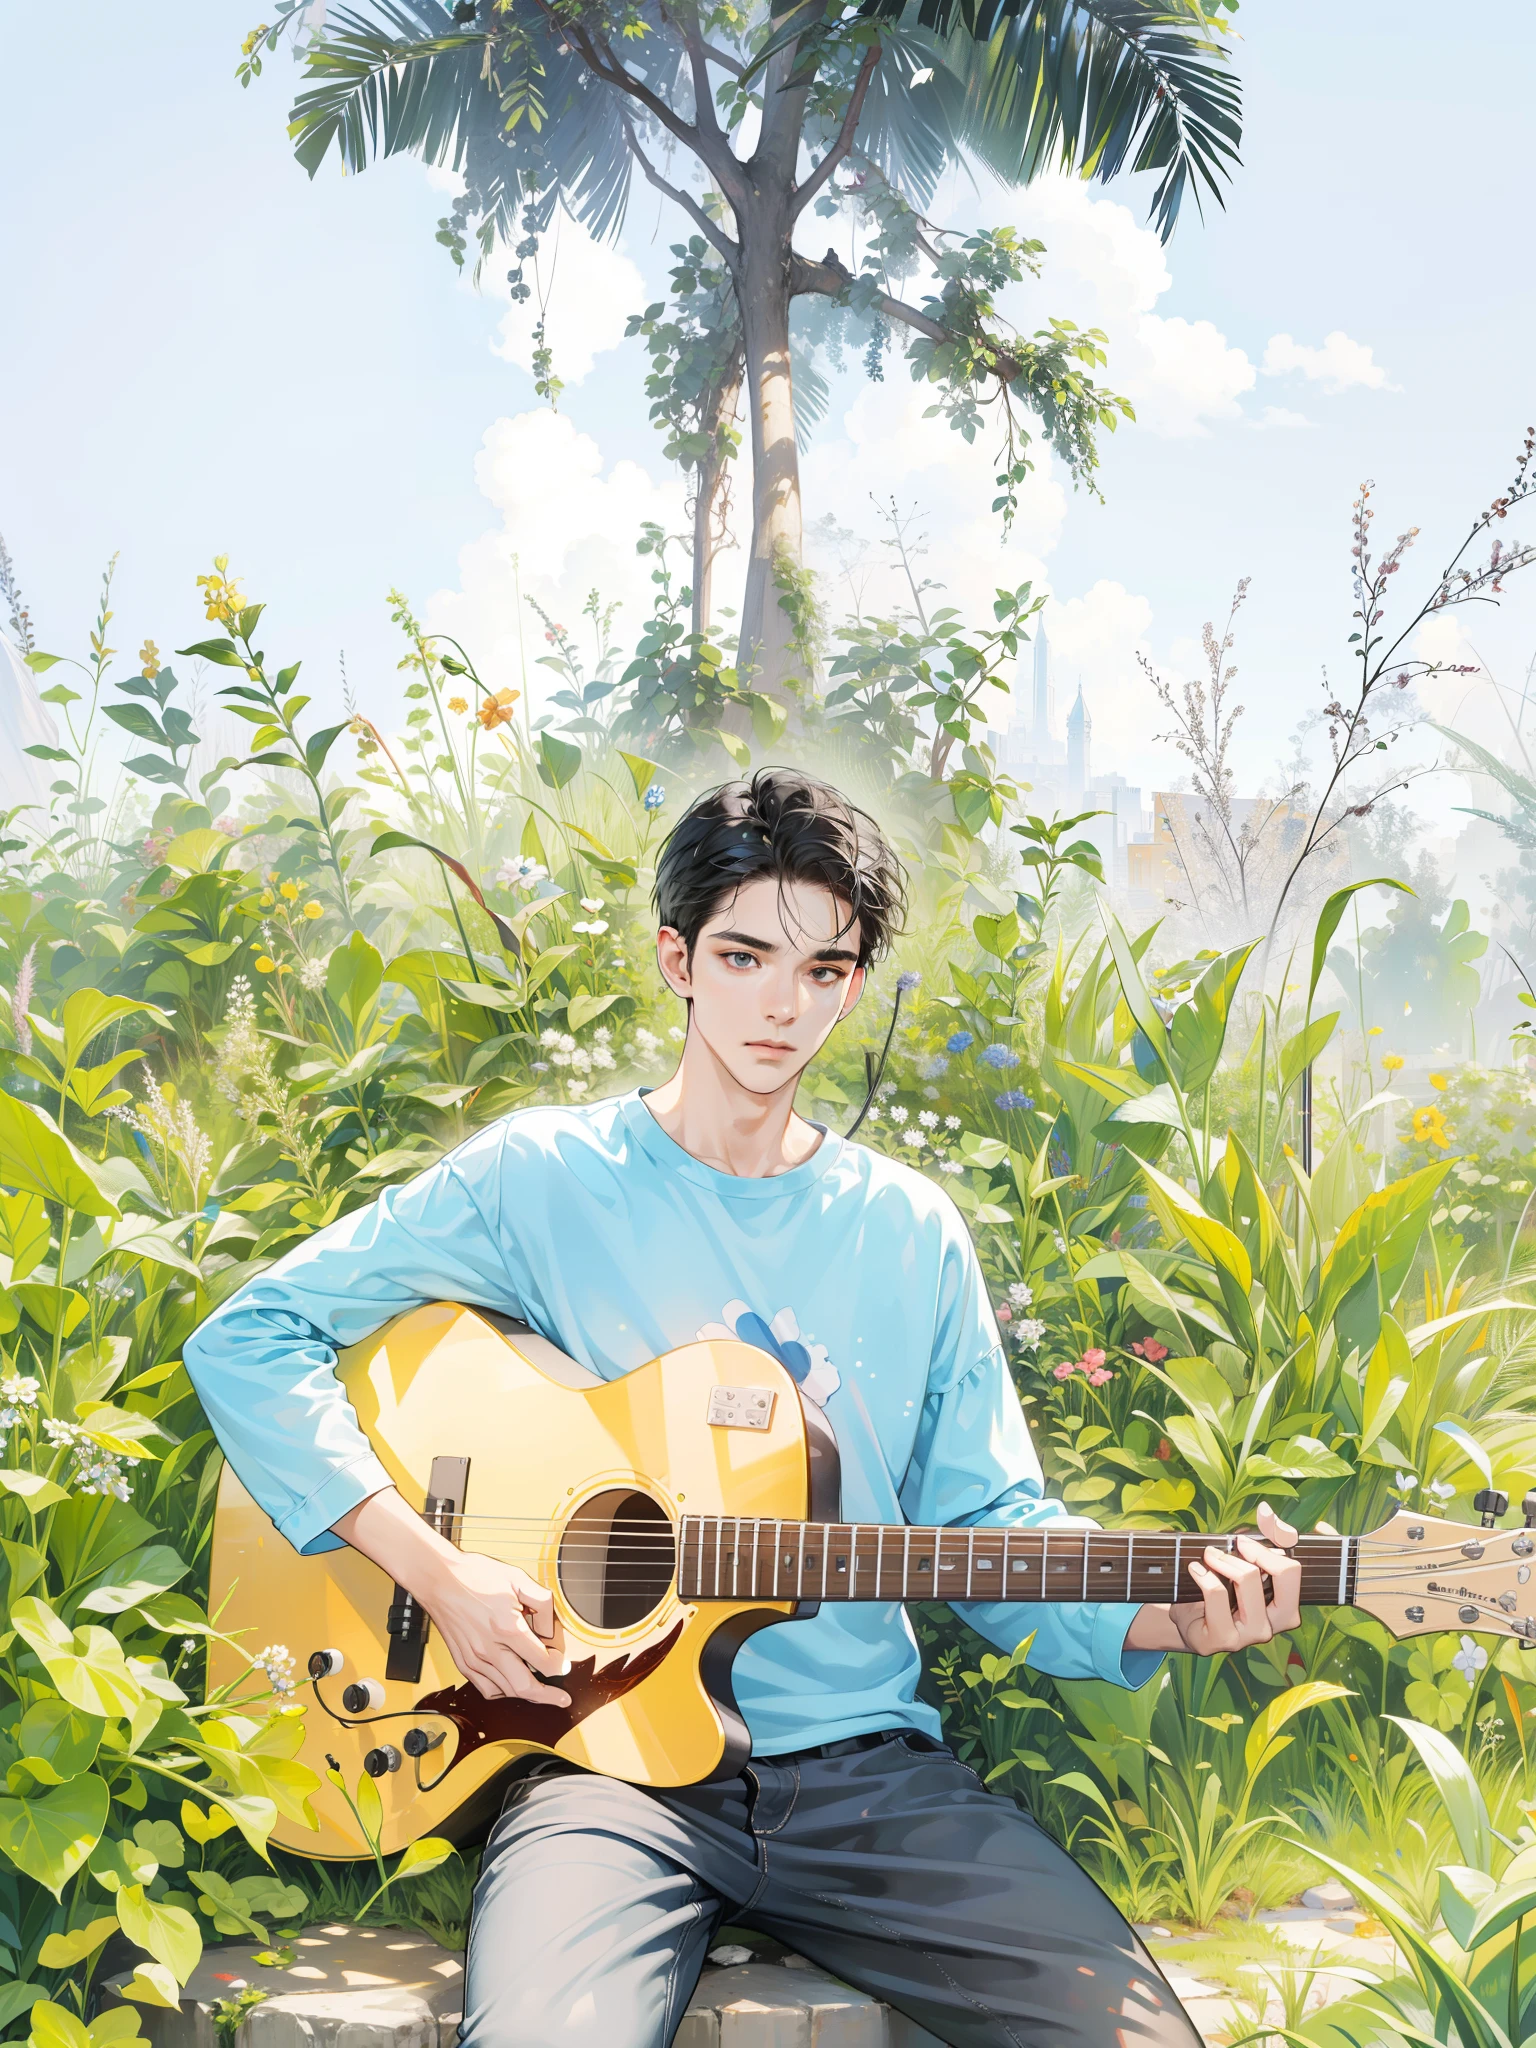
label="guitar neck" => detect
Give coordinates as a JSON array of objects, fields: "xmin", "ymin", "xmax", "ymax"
[{"xmin": 678, "ymin": 1517, "xmax": 1357, "ymax": 1608}]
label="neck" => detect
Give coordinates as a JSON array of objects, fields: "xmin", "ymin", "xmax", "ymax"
[{"xmin": 644, "ymin": 1026, "xmax": 822, "ymax": 1178}]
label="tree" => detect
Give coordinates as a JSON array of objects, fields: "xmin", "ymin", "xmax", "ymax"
[{"xmin": 243, "ymin": 0, "xmax": 1241, "ymax": 687}]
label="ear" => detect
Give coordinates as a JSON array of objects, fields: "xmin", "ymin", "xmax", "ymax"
[
  {"xmin": 655, "ymin": 926, "xmax": 693, "ymax": 1001},
  {"xmin": 837, "ymin": 964, "xmax": 867, "ymax": 1020}
]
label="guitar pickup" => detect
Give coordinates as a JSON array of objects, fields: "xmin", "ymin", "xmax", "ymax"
[
  {"xmin": 707, "ymin": 1387, "xmax": 776, "ymax": 1430},
  {"xmin": 386, "ymin": 1455, "xmax": 469, "ymax": 1684}
]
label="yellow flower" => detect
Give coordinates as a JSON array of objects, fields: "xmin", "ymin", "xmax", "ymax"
[
  {"xmin": 139, "ymin": 638, "xmax": 161, "ymax": 680},
  {"xmin": 448, "ymin": 696, "xmax": 469, "ymax": 715},
  {"xmin": 477, "ymin": 688, "xmax": 520, "ymax": 730},
  {"xmin": 302, "ymin": 900, "xmax": 323, "ymax": 920},
  {"xmin": 259, "ymin": 891, "xmax": 274, "ymax": 908},
  {"xmin": 255, "ymin": 955, "xmax": 277, "ymax": 974},
  {"xmin": 280, "ymin": 881, "xmax": 300, "ymax": 901},
  {"xmin": 1411, "ymin": 1106, "xmax": 1452, "ymax": 1148},
  {"xmin": 246, "ymin": 666, "xmax": 262, "ymax": 682},
  {"xmin": 1367, "ymin": 1026, "xmax": 1382, "ymax": 1037},
  {"xmin": 1429, "ymin": 1072, "xmax": 1449, "ymax": 1090},
  {"xmin": 1382, "ymin": 1053, "xmax": 1405, "ymax": 1072}
]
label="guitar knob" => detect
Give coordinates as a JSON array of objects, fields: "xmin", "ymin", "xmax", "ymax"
[
  {"xmin": 308, "ymin": 1648, "xmax": 344, "ymax": 1680},
  {"xmin": 343, "ymin": 1678, "xmax": 387, "ymax": 1714},
  {"xmin": 364, "ymin": 1745, "xmax": 403, "ymax": 1777},
  {"xmin": 1475, "ymin": 1489, "xmax": 1509, "ymax": 1529},
  {"xmin": 1524, "ymin": 1491, "xmax": 1536, "ymax": 1530},
  {"xmin": 403, "ymin": 1727, "xmax": 445, "ymax": 1757}
]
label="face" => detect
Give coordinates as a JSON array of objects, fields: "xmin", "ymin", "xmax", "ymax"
[{"xmin": 657, "ymin": 875, "xmax": 866, "ymax": 1095}]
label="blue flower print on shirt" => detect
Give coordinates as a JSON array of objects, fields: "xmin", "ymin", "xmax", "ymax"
[{"xmin": 697, "ymin": 1301, "xmax": 841, "ymax": 1408}]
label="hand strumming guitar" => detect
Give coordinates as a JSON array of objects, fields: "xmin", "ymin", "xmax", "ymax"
[{"xmin": 334, "ymin": 1487, "xmax": 572, "ymax": 1708}]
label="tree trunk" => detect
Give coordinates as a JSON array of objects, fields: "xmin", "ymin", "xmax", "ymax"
[
  {"xmin": 690, "ymin": 357, "xmax": 742, "ymax": 641},
  {"xmin": 736, "ymin": 226, "xmax": 801, "ymax": 694}
]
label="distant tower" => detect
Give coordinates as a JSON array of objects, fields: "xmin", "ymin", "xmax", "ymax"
[
  {"xmin": 1066, "ymin": 684, "xmax": 1092, "ymax": 797},
  {"xmin": 1030, "ymin": 626, "xmax": 1057, "ymax": 757}
]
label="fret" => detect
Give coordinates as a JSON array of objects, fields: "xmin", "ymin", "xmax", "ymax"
[
  {"xmin": 1042, "ymin": 1526, "xmax": 1049, "ymax": 1591},
  {"xmin": 966, "ymin": 1527, "xmax": 976, "ymax": 1600},
  {"xmin": 876, "ymin": 1525, "xmax": 885, "ymax": 1603},
  {"xmin": 902, "ymin": 1524, "xmax": 911, "ymax": 1601},
  {"xmin": 822, "ymin": 1525, "xmax": 831, "ymax": 1599},
  {"xmin": 1125, "ymin": 1530, "xmax": 1134, "ymax": 1604},
  {"xmin": 750, "ymin": 1519, "xmax": 761, "ymax": 1601},
  {"xmin": 798, "ymin": 1522, "xmax": 808, "ymax": 1603},
  {"xmin": 1338, "ymin": 1536, "xmax": 1351, "ymax": 1605},
  {"xmin": 1173, "ymin": 1533, "xmax": 1182, "ymax": 1601},
  {"xmin": 849, "ymin": 1523, "xmax": 860, "ymax": 1596},
  {"xmin": 731, "ymin": 1517, "xmax": 740, "ymax": 1600}
]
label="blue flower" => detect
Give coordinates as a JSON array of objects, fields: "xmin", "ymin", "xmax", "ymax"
[
  {"xmin": 995, "ymin": 1090, "xmax": 1035, "ymax": 1112},
  {"xmin": 979, "ymin": 1043, "xmax": 1019, "ymax": 1070},
  {"xmin": 920, "ymin": 1054, "xmax": 950, "ymax": 1079},
  {"xmin": 946, "ymin": 1031, "xmax": 974, "ymax": 1053},
  {"xmin": 643, "ymin": 781, "xmax": 666, "ymax": 811},
  {"xmin": 896, "ymin": 969, "xmax": 922, "ymax": 992}
]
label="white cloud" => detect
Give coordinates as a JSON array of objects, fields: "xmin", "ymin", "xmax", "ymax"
[
  {"xmin": 423, "ymin": 409, "xmax": 685, "ymax": 710},
  {"xmin": 1252, "ymin": 405, "xmax": 1313, "ymax": 430},
  {"xmin": 1262, "ymin": 330, "xmax": 1394, "ymax": 395},
  {"xmin": 491, "ymin": 217, "xmax": 646, "ymax": 386},
  {"xmin": 1038, "ymin": 581, "xmax": 1170, "ymax": 776}
]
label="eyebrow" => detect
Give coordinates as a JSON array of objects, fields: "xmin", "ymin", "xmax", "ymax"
[{"xmin": 712, "ymin": 928, "xmax": 859, "ymax": 966}]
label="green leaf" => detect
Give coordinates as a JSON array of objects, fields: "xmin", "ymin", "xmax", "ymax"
[
  {"xmin": 0, "ymin": 1773, "xmax": 110, "ymax": 1899},
  {"xmin": 77, "ymin": 1544, "xmax": 189, "ymax": 1615},
  {"xmin": 176, "ymin": 638, "xmax": 246, "ymax": 667},
  {"xmin": 1243, "ymin": 1680, "xmax": 1352, "ymax": 1778},
  {"xmin": 14, "ymin": 1701, "xmax": 105, "ymax": 1784},
  {"xmin": 536, "ymin": 731, "xmax": 583, "ymax": 789},
  {"xmin": 393, "ymin": 1835, "xmax": 457, "ymax": 1880},
  {"xmin": 1310, "ymin": 877, "xmax": 1415, "ymax": 1006},
  {"xmin": 1387, "ymin": 1715, "xmax": 1492, "ymax": 1872},
  {"xmin": 714, "ymin": 727, "xmax": 751, "ymax": 770},
  {"xmin": 117, "ymin": 1884, "xmax": 202, "ymax": 1983},
  {"xmin": 0, "ymin": 1190, "xmax": 51, "ymax": 1283},
  {"xmin": 0, "ymin": 1986, "xmax": 45, "ymax": 2032},
  {"xmin": 749, "ymin": 694, "xmax": 789, "ymax": 747},
  {"xmin": 0, "ymin": 1470, "xmax": 70, "ymax": 1513},
  {"xmin": 37, "ymin": 1916, "xmax": 119, "ymax": 1969},
  {"xmin": 0, "ymin": 1095, "xmax": 120, "ymax": 1216},
  {"xmin": 617, "ymin": 751, "xmax": 661, "ymax": 799},
  {"xmin": 567, "ymin": 991, "xmax": 621, "ymax": 1033},
  {"xmin": 1278, "ymin": 1010, "xmax": 1339, "ymax": 1098},
  {"xmin": 115, "ymin": 1966, "xmax": 180, "ymax": 2011},
  {"xmin": 304, "ymin": 722, "xmax": 350, "ymax": 777},
  {"xmin": 28, "ymin": 2003, "xmax": 91, "ymax": 2048},
  {"xmin": 10, "ymin": 1599, "xmax": 147, "ymax": 1718}
]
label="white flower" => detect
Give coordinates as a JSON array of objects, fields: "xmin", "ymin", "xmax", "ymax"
[
  {"xmin": 942, "ymin": 1161, "xmax": 964, "ymax": 1176},
  {"xmin": 864, "ymin": 1107, "xmax": 881, "ymax": 1123},
  {"xmin": 1428, "ymin": 1479, "xmax": 1457, "ymax": 1503},
  {"xmin": 944, "ymin": 1115, "xmax": 961, "ymax": 1131},
  {"xmin": 1394, "ymin": 1471, "xmax": 1418, "ymax": 1494},
  {"xmin": 918, "ymin": 1110, "xmax": 939, "ymax": 1129},
  {"xmin": 1012, "ymin": 1317, "xmax": 1046, "ymax": 1349},
  {"xmin": 299, "ymin": 955, "xmax": 329, "ymax": 992},
  {"xmin": 668, "ymin": 1026, "xmax": 685, "ymax": 1041},
  {"xmin": 900, "ymin": 1128, "xmax": 924, "ymax": 1148},
  {"xmin": 567, "ymin": 1080, "xmax": 589, "ymax": 1098},
  {"xmin": 1007, "ymin": 1282, "xmax": 1033, "ymax": 1308},
  {"xmin": 594, "ymin": 1026, "xmax": 612, "ymax": 1043},
  {"xmin": 0, "ymin": 1374, "xmax": 40, "ymax": 1432},
  {"xmin": 540, "ymin": 1028, "xmax": 561, "ymax": 1047},
  {"xmin": 44, "ymin": 1417, "xmax": 140, "ymax": 1500},
  {"xmin": 572, "ymin": 920, "xmax": 609, "ymax": 937},
  {"xmin": 252, "ymin": 1643, "xmax": 297, "ymax": 1696},
  {"xmin": 531, "ymin": 1061, "xmax": 550, "ymax": 1074},
  {"xmin": 580, "ymin": 897, "xmax": 604, "ymax": 913},
  {"xmin": 888, "ymin": 1105, "xmax": 909, "ymax": 1125},
  {"xmin": 1452, "ymin": 1634, "xmax": 1489, "ymax": 1682},
  {"xmin": 571, "ymin": 1048, "xmax": 593, "ymax": 1074},
  {"xmin": 497, "ymin": 855, "xmax": 547, "ymax": 894},
  {"xmin": 634, "ymin": 1028, "xmax": 660, "ymax": 1054},
  {"xmin": 592, "ymin": 1047, "xmax": 616, "ymax": 1070}
]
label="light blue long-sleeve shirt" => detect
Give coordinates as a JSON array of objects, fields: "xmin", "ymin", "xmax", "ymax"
[{"xmin": 184, "ymin": 1089, "xmax": 1160, "ymax": 1751}]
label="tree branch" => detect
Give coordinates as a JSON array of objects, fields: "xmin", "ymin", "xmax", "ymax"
[
  {"xmin": 792, "ymin": 41, "xmax": 881, "ymax": 218},
  {"xmin": 790, "ymin": 251, "xmax": 1023, "ymax": 381},
  {"xmin": 624, "ymin": 116, "xmax": 741, "ymax": 272},
  {"xmin": 673, "ymin": 9, "xmax": 724, "ymax": 142}
]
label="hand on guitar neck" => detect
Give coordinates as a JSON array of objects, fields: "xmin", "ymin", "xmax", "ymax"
[
  {"xmin": 333, "ymin": 1486, "xmax": 574, "ymax": 1708},
  {"xmin": 1123, "ymin": 1501, "xmax": 1304, "ymax": 1655}
]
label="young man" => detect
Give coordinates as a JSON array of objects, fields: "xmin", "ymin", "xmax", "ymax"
[{"xmin": 185, "ymin": 768, "xmax": 1302, "ymax": 2048}]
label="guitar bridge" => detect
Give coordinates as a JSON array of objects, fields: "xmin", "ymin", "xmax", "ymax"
[{"xmin": 386, "ymin": 1455, "xmax": 470, "ymax": 1684}]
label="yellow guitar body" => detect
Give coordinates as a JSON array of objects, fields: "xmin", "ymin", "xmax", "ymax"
[{"xmin": 208, "ymin": 1304, "xmax": 823, "ymax": 1859}]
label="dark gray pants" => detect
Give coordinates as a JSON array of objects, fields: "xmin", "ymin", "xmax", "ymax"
[{"xmin": 459, "ymin": 1733, "xmax": 1200, "ymax": 2048}]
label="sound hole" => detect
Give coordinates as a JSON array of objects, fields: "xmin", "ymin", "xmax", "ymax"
[{"xmin": 558, "ymin": 1489, "xmax": 676, "ymax": 1630}]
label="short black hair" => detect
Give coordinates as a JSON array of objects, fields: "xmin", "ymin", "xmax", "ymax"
[{"xmin": 653, "ymin": 766, "xmax": 907, "ymax": 970}]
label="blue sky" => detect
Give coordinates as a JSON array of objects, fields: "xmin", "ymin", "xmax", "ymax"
[{"xmin": 3, "ymin": 0, "xmax": 1534, "ymax": 826}]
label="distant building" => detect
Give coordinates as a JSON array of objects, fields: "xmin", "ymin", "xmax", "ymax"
[
  {"xmin": 1028, "ymin": 626, "xmax": 1063, "ymax": 765},
  {"xmin": 1066, "ymin": 686, "xmax": 1092, "ymax": 799}
]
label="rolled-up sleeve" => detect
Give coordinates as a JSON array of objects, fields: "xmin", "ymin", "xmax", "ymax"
[
  {"xmin": 900, "ymin": 1216, "xmax": 1163, "ymax": 1691},
  {"xmin": 184, "ymin": 1122, "xmax": 525, "ymax": 1556}
]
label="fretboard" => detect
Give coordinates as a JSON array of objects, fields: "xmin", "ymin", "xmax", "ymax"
[{"xmin": 677, "ymin": 1518, "xmax": 1356, "ymax": 1608}]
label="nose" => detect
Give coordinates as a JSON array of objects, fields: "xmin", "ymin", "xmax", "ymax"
[{"xmin": 764, "ymin": 969, "xmax": 799, "ymax": 1025}]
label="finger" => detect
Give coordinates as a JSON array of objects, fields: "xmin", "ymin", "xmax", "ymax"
[
  {"xmin": 481, "ymin": 1650, "xmax": 572, "ymax": 1709},
  {"xmin": 496, "ymin": 1606, "xmax": 573, "ymax": 1678},
  {"xmin": 1206, "ymin": 1548, "xmax": 1269, "ymax": 1638},
  {"xmin": 1255, "ymin": 1501, "xmax": 1300, "ymax": 1550},
  {"xmin": 1239, "ymin": 1536, "xmax": 1304, "ymax": 1631},
  {"xmin": 462, "ymin": 1659, "xmax": 507, "ymax": 1702},
  {"xmin": 510, "ymin": 1570, "xmax": 557, "ymax": 1636},
  {"xmin": 1188, "ymin": 1560, "xmax": 1238, "ymax": 1650}
]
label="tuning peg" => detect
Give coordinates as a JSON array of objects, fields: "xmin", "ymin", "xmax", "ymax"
[
  {"xmin": 1524, "ymin": 1491, "xmax": 1536, "ymax": 1529},
  {"xmin": 1475, "ymin": 1489, "xmax": 1510, "ymax": 1529}
]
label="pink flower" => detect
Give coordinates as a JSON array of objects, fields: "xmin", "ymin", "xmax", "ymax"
[
  {"xmin": 1081, "ymin": 1349, "xmax": 1106, "ymax": 1370},
  {"xmin": 1087, "ymin": 1367, "xmax": 1114, "ymax": 1387},
  {"xmin": 1052, "ymin": 1362, "xmax": 1076, "ymax": 1381},
  {"xmin": 996, "ymin": 1305, "xmax": 1012, "ymax": 1323},
  {"xmin": 1132, "ymin": 1338, "xmax": 1169, "ymax": 1364}
]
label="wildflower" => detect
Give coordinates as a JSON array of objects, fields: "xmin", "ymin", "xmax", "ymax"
[
  {"xmin": 919, "ymin": 1055, "xmax": 949, "ymax": 1080},
  {"xmin": 497, "ymin": 855, "xmax": 547, "ymax": 894},
  {"xmin": 580, "ymin": 898, "xmax": 604, "ymax": 913},
  {"xmin": 997, "ymin": 1305, "xmax": 1012, "ymax": 1323},
  {"xmin": 1394, "ymin": 1471, "xmax": 1418, "ymax": 1494},
  {"xmin": 1086, "ymin": 1367, "xmax": 1114, "ymax": 1387},
  {"xmin": 280, "ymin": 881, "xmax": 300, "ymax": 902},
  {"xmin": 0, "ymin": 1373, "xmax": 40, "ymax": 1430},
  {"xmin": 995, "ymin": 1090, "xmax": 1034, "ymax": 1111},
  {"xmin": 896, "ymin": 970, "xmax": 922, "ymax": 993},
  {"xmin": 1429, "ymin": 1072, "xmax": 1449, "ymax": 1090},
  {"xmin": 139, "ymin": 638, "xmax": 161, "ymax": 680},
  {"xmin": 302, "ymin": 900, "xmax": 323, "ymax": 920},
  {"xmin": 1131, "ymin": 1338, "xmax": 1169, "ymax": 1364},
  {"xmin": 1013, "ymin": 1318, "xmax": 1045, "ymax": 1349},
  {"xmin": 644, "ymin": 782, "xmax": 666, "ymax": 812},
  {"xmin": 255, "ymin": 955, "xmax": 276, "ymax": 974},
  {"xmin": 299, "ymin": 957, "xmax": 328, "ymax": 993},
  {"xmin": 1382, "ymin": 1053, "xmax": 1405, "ymax": 1072},
  {"xmin": 888, "ymin": 1105, "xmax": 909, "ymax": 1125},
  {"xmin": 259, "ymin": 891, "xmax": 274, "ymax": 908},
  {"xmin": 531, "ymin": 1061, "xmax": 549, "ymax": 1074},
  {"xmin": 979, "ymin": 1044, "xmax": 1019, "ymax": 1070},
  {"xmin": 567, "ymin": 1079, "xmax": 589, "ymax": 1098},
  {"xmin": 1052, "ymin": 1362, "xmax": 1076, "ymax": 1381},
  {"xmin": 944, "ymin": 1115, "xmax": 961, "ymax": 1131},
  {"xmin": 946, "ymin": 1032, "xmax": 974, "ymax": 1054},
  {"xmin": 11, "ymin": 942, "xmax": 35, "ymax": 1057},
  {"xmin": 572, "ymin": 920, "xmax": 609, "ymax": 937},
  {"xmin": 1411, "ymin": 1106, "xmax": 1452, "ymax": 1148},
  {"xmin": 1081, "ymin": 1349, "xmax": 1106, "ymax": 1371},
  {"xmin": 447, "ymin": 696, "xmax": 469, "ymax": 715},
  {"xmin": 1155, "ymin": 1438, "xmax": 1173, "ymax": 1461},
  {"xmin": 478, "ymin": 688, "xmax": 520, "ymax": 729},
  {"xmin": 918, "ymin": 1110, "xmax": 939, "ymax": 1129},
  {"xmin": 44, "ymin": 1418, "xmax": 140, "ymax": 1500},
  {"xmin": 1368, "ymin": 1026, "xmax": 1382, "ymax": 1038},
  {"xmin": 1428, "ymin": 1478, "xmax": 1457, "ymax": 1503},
  {"xmin": 1007, "ymin": 1282, "xmax": 1033, "ymax": 1308},
  {"xmin": 252, "ymin": 1644, "xmax": 297, "ymax": 1697},
  {"xmin": 1452, "ymin": 1635, "xmax": 1489, "ymax": 1682}
]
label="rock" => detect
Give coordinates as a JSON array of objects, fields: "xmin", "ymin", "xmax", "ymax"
[
  {"xmin": 101, "ymin": 1924, "xmax": 465, "ymax": 2048},
  {"xmin": 676, "ymin": 1961, "xmax": 943, "ymax": 2046},
  {"xmin": 708, "ymin": 1946, "xmax": 757, "ymax": 1967},
  {"xmin": 1302, "ymin": 1883, "xmax": 1358, "ymax": 1913}
]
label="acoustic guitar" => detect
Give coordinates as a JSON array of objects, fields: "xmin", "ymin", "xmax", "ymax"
[{"xmin": 208, "ymin": 1302, "xmax": 1536, "ymax": 1858}]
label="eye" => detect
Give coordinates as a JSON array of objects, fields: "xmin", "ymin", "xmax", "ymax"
[
  {"xmin": 809, "ymin": 966, "xmax": 843, "ymax": 984},
  {"xmin": 723, "ymin": 950, "xmax": 759, "ymax": 970}
]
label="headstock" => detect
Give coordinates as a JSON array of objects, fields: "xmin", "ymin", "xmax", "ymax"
[{"xmin": 1353, "ymin": 1508, "xmax": 1536, "ymax": 1643}]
